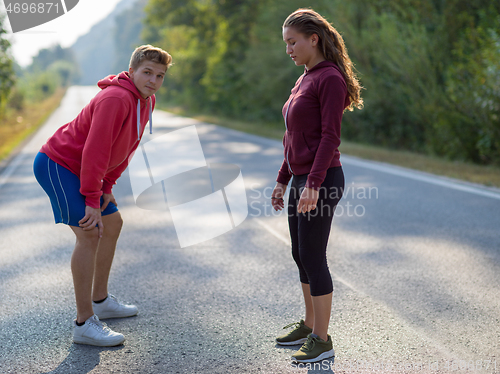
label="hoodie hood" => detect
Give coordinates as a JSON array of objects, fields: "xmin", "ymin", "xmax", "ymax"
[
  {"xmin": 98, "ymin": 71, "xmax": 143, "ymax": 98},
  {"xmin": 305, "ymin": 60, "xmax": 341, "ymax": 75},
  {"xmin": 98, "ymin": 71, "xmax": 154, "ymax": 140}
]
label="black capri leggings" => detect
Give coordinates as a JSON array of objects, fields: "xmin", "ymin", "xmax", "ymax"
[{"xmin": 288, "ymin": 166, "xmax": 344, "ymax": 296}]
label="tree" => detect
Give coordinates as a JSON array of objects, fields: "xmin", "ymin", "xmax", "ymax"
[
  {"xmin": 113, "ymin": 0, "xmax": 147, "ymax": 73},
  {"xmin": 142, "ymin": 0, "xmax": 500, "ymax": 165},
  {"xmin": 144, "ymin": 0, "xmax": 220, "ymax": 107},
  {"xmin": 28, "ymin": 44, "xmax": 79, "ymax": 83},
  {"xmin": 0, "ymin": 14, "xmax": 15, "ymax": 117}
]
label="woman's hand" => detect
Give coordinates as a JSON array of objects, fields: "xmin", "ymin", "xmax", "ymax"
[
  {"xmin": 297, "ymin": 187, "xmax": 319, "ymax": 213},
  {"xmin": 101, "ymin": 193, "xmax": 117, "ymax": 212},
  {"xmin": 271, "ymin": 182, "xmax": 287, "ymax": 211},
  {"xmin": 79, "ymin": 206, "xmax": 103, "ymax": 238}
]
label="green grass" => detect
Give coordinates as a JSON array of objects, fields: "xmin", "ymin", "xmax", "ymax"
[
  {"xmin": 0, "ymin": 88, "xmax": 66, "ymax": 163},
  {"xmin": 160, "ymin": 104, "xmax": 500, "ymax": 189}
]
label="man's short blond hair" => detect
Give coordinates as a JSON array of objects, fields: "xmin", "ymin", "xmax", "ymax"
[{"xmin": 129, "ymin": 45, "xmax": 172, "ymax": 71}]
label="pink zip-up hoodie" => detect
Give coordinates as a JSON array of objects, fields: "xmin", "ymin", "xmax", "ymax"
[{"xmin": 41, "ymin": 72, "xmax": 155, "ymax": 209}]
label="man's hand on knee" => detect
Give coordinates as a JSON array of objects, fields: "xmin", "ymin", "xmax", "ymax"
[{"xmin": 79, "ymin": 206, "xmax": 104, "ymax": 238}]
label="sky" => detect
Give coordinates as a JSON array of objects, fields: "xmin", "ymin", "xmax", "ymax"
[{"xmin": 1, "ymin": 0, "xmax": 123, "ymax": 66}]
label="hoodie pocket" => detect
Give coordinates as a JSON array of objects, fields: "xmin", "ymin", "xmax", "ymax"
[{"xmin": 286, "ymin": 131, "xmax": 316, "ymax": 167}]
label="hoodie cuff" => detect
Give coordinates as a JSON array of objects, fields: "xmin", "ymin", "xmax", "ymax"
[
  {"xmin": 102, "ymin": 180, "xmax": 114, "ymax": 194},
  {"xmin": 305, "ymin": 176, "xmax": 323, "ymax": 191},
  {"xmin": 276, "ymin": 173, "xmax": 291, "ymax": 186},
  {"xmin": 85, "ymin": 196, "xmax": 101, "ymax": 210}
]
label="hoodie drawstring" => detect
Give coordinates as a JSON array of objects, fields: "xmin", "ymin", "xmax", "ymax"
[
  {"xmin": 136, "ymin": 100, "xmax": 141, "ymax": 141},
  {"xmin": 137, "ymin": 98, "xmax": 154, "ymax": 141},
  {"xmin": 149, "ymin": 99, "xmax": 153, "ymax": 135}
]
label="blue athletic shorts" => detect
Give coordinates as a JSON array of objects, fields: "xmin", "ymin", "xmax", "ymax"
[{"xmin": 33, "ymin": 152, "xmax": 118, "ymax": 227}]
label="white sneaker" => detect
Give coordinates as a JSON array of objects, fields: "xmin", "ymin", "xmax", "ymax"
[
  {"xmin": 92, "ymin": 294, "xmax": 139, "ymax": 319},
  {"xmin": 73, "ymin": 315, "xmax": 125, "ymax": 346}
]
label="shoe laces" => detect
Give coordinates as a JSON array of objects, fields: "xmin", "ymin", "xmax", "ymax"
[
  {"xmin": 107, "ymin": 294, "xmax": 129, "ymax": 308},
  {"xmin": 89, "ymin": 316, "xmax": 111, "ymax": 333},
  {"xmin": 301, "ymin": 335, "xmax": 317, "ymax": 352},
  {"xmin": 283, "ymin": 321, "xmax": 301, "ymax": 330}
]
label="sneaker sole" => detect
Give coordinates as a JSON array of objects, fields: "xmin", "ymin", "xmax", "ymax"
[
  {"xmin": 291, "ymin": 349, "xmax": 335, "ymax": 363},
  {"xmin": 275, "ymin": 337, "xmax": 308, "ymax": 346},
  {"xmin": 73, "ymin": 335, "xmax": 125, "ymax": 347},
  {"xmin": 94, "ymin": 310, "xmax": 138, "ymax": 319}
]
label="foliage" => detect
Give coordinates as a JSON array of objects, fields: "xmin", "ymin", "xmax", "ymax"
[
  {"xmin": 70, "ymin": 0, "xmax": 141, "ymax": 85},
  {"xmin": 113, "ymin": 0, "xmax": 147, "ymax": 73},
  {"xmin": 440, "ymin": 13, "xmax": 500, "ymax": 163},
  {"xmin": 3, "ymin": 44, "xmax": 79, "ymax": 112},
  {"xmin": 27, "ymin": 44, "xmax": 80, "ymax": 86},
  {"xmin": 13, "ymin": 71, "xmax": 59, "ymax": 105},
  {"xmin": 0, "ymin": 88, "xmax": 66, "ymax": 162},
  {"xmin": 27, "ymin": 44, "xmax": 74, "ymax": 71},
  {"xmin": 0, "ymin": 14, "xmax": 15, "ymax": 118},
  {"xmin": 144, "ymin": 0, "xmax": 500, "ymax": 165}
]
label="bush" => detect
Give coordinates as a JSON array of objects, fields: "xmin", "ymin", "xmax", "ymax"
[
  {"xmin": 7, "ymin": 87, "xmax": 25, "ymax": 111},
  {"xmin": 18, "ymin": 71, "xmax": 60, "ymax": 103}
]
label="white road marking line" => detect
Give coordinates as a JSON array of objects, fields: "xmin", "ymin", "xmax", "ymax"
[
  {"xmin": 253, "ymin": 218, "xmax": 290, "ymax": 245},
  {"xmin": 252, "ymin": 216, "xmax": 460, "ymax": 362},
  {"xmin": 253, "ymin": 217, "xmax": 365, "ymax": 294},
  {"xmin": 342, "ymin": 155, "xmax": 500, "ymax": 201}
]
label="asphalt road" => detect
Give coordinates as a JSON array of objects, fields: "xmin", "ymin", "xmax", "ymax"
[{"xmin": 0, "ymin": 86, "xmax": 499, "ymax": 374}]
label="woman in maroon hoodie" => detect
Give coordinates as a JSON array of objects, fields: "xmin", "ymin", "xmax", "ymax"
[
  {"xmin": 33, "ymin": 45, "xmax": 172, "ymax": 346},
  {"xmin": 272, "ymin": 9, "xmax": 363, "ymax": 363}
]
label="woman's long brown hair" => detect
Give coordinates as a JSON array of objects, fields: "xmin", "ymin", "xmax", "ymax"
[{"xmin": 284, "ymin": 8, "xmax": 363, "ymax": 111}]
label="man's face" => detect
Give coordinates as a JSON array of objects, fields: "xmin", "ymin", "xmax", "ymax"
[{"xmin": 129, "ymin": 60, "xmax": 167, "ymax": 99}]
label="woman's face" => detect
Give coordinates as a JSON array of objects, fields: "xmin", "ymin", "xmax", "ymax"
[{"xmin": 283, "ymin": 26, "xmax": 322, "ymax": 70}]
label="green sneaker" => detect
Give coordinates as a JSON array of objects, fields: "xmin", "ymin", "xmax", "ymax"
[
  {"xmin": 291, "ymin": 333, "xmax": 335, "ymax": 363},
  {"xmin": 276, "ymin": 320, "xmax": 312, "ymax": 346}
]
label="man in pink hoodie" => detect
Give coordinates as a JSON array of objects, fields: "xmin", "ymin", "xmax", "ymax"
[{"xmin": 33, "ymin": 45, "xmax": 172, "ymax": 346}]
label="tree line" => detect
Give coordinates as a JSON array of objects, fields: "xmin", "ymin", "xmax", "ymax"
[
  {"xmin": 144, "ymin": 0, "xmax": 500, "ymax": 165},
  {"xmin": 0, "ymin": 0, "xmax": 138, "ymax": 114},
  {"xmin": 1, "ymin": 1, "xmax": 499, "ymax": 165},
  {"xmin": 0, "ymin": 14, "xmax": 15, "ymax": 115},
  {"xmin": 0, "ymin": 14, "xmax": 78, "ymax": 114},
  {"xmin": 0, "ymin": 13, "xmax": 79, "ymax": 162}
]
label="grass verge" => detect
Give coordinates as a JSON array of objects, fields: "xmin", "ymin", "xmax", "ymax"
[
  {"xmin": 161, "ymin": 104, "xmax": 500, "ymax": 189},
  {"xmin": 0, "ymin": 88, "xmax": 66, "ymax": 163}
]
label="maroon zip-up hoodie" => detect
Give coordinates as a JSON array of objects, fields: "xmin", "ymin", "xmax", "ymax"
[{"xmin": 276, "ymin": 60, "xmax": 349, "ymax": 190}]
